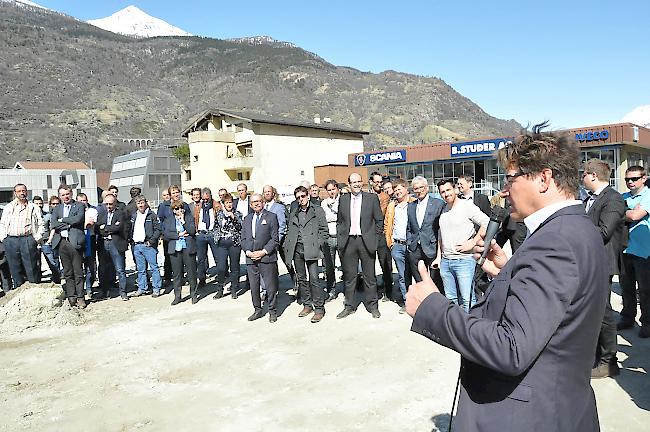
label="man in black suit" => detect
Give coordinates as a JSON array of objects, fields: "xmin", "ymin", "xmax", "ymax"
[
  {"xmin": 406, "ymin": 176, "xmax": 445, "ymax": 291},
  {"xmin": 407, "ymin": 124, "xmax": 609, "ymax": 431},
  {"xmin": 582, "ymin": 158, "xmax": 626, "ymax": 378},
  {"xmin": 241, "ymin": 193, "xmax": 280, "ymax": 322},
  {"xmin": 50, "ymin": 185, "xmax": 86, "ymax": 308},
  {"xmin": 97, "ymin": 194, "xmax": 130, "ymax": 300},
  {"xmin": 233, "ymin": 183, "xmax": 252, "ymax": 219},
  {"xmin": 335, "ymin": 172, "xmax": 383, "ymax": 319},
  {"xmin": 457, "ymin": 174, "xmax": 491, "ymax": 216}
]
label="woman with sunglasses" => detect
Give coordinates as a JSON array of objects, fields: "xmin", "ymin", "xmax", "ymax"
[
  {"xmin": 213, "ymin": 194, "xmax": 243, "ymax": 299},
  {"xmin": 163, "ymin": 200, "xmax": 198, "ymax": 305}
]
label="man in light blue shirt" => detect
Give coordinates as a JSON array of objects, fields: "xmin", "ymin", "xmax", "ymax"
[{"xmin": 618, "ymin": 165, "xmax": 650, "ymax": 338}]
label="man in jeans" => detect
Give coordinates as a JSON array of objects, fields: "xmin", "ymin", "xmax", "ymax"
[
  {"xmin": 436, "ymin": 178, "xmax": 488, "ymax": 312},
  {"xmin": 36, "ymin": 195, "xmax": 62, "ymax": 284},
  {"xmin": 130, "ymin": 196, "xmax": 162, "ymax": 297},
  {"xmin": 195, "ymin": 188, "xmax": 221, "ymax": 287},
  {"xmin": 97, "ymin": 194, "xmax": 130, "ymax": 300},
  {"xmin": 384, "ymin": 179, "xmax": 414, "ymax": 313},
  {"xmin": 321, "ymin": 179, "xmax": 340, "ymax": 301},
  {"xmin": 618, "ymin": 165, "xmax": 650, "ymax": 338}
]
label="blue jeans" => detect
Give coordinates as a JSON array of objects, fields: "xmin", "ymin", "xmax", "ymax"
[
  {"xmin": 440, "ymin": 256, "xmax": 477, "ymax": 312},
  {"xmin": 216, "ymin": 238, "xmax": 240, "ymax": 294},
  {"xmin": 41, "ymin": 243, "xmax": 62, "ymax": 284},
  {"xmin": 196, "ymin": 232, "xmax": 219, "ymax": 281},
  {"xmin": 133, "ymin": 243, "xmax": 162, "ymax": 294},
  {"xmin": 3, "ymin": 235, "xmax": 40, "ymax": 287},
  {"xmin": 390, "ymin": 243, "xmax": 411, "ymax": 302},
  {"xmin": 100, "ymin": 240, "xmax": 126, "ymax": 296}
]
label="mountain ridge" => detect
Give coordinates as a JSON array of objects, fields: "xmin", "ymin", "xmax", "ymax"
[{"xmin": 0, "ymin": 2, "xmax": 520, "ymax": 171}]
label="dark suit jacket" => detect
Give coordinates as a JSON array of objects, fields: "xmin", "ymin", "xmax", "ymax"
[
  {"xmin": 240, "ymin": 210, "xmax": 279, "ymax": 264},
  {"xmin": 283, "ymin": 204, "xmax": 328, "ymax": 263},
  {"xmin": 233, "ymin": 197, "xmax": 253, "ymax": 217},
  {"xmin": 336, "ymin": 192, "xmax": 383, "ymax": 253},
  {"xmin": 411, "ymin": 204, "xmax": 608, "ymax": 431},
  {"xmin": 162, "ymin": 213, "xmax": 197, "ymax": 255},
  {"xmin": 406, "ymin": 194, "xmax": 445, "ymax": 258},
  {"xmin": 51, "ymin": 201, "xmax": 86, "ymax": 250},
  {"xmin": 585, "ymin": 185, "xmax": 627, "ymax": 276},
  {"xmin": 473, "ymin": 190, "xmax": 491, "ymax": 216},
  {"xmin": 96, "ymin": 208, "xmax": 130, "ymax": 253}
]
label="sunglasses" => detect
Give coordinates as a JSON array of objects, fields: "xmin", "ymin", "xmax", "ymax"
[
  {"xmin": 625, "ymin": 176, "xmax": 643, "ymax": 182},
  {"xmin": 295, "ymin": 194, "xmax": 308, "ymax": 199}
]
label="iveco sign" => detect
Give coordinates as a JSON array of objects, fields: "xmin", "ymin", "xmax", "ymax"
[
  {"xmin": 450, "ymin": 139, "xmax": 510, "ymax": 158},
  {"xmin": 354, "ymin": 150, "xmax": 406, "ymax": 166},
  {"xmin": 575, "ymin": 130, "xmax": 609, "ymax": 142}
]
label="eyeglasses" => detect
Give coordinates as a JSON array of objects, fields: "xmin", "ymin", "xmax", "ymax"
[
  {"xmin": 295, "ymin": 194, "xmax": 308, "ymax": 199},
  {"xmin": 503, "ymin": 170, "xmax": 526, "ymax": 185},
  {"xmin": 625, "ymin": 176, "xmax": 643, "ymax": 182},
  {"xmin": 173, "ymin": 207, "xmax": 184, "ymax": 211},
  {"xmin": 582, "ymin": 172, "xmax": 592, "ymax": 178}
]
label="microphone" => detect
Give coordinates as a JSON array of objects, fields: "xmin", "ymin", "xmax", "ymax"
[{"xmin": 478, "ymin": 206, "xmax": 507, "ymax": 266}]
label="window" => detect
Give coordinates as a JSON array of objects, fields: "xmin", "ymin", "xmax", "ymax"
[
  {"xmin": 185, "ymin": 170, "xmax": 192, "ymax": 181},
  {"xmin": 237, "ymin": 172, "xmax": 243, "ymax": 181},
  {"xmin": 46, "ymin": 175, "xmax": 52, "ymax": 188},
  {"xmin": 42, "ymin": 190, "xmax": 48, "ymax": 201},
  {"xmin": 80, "ymin": 175, "xmax": 85, "ymax": 188},
  {"xmin": 154, "ymin": 157, "xmax": 168, "ymax": 170}
]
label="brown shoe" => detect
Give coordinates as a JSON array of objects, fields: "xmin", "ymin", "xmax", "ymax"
[
  {"xmin": 311, "ymin": 312, "xmax": 324, "ymax": 323},
  {"xmin": 77, "ymin": 297, "xmax": 87, "ymax": 309},
  {"xmin": 298, "ymin": 306, "xmax": 314, "ymax": 317}
]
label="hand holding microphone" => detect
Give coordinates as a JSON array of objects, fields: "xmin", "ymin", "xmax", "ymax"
[{"xmin": 474, "ymin": 206, "xmax": 509, "ymax": 277}]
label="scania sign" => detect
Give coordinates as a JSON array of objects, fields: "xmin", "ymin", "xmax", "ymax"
[
  {"xmin": 354, "ymin": 150, "xmax": 406, "ymax": 166},
  {"xmin": 575, "ymin": 130, "xmax": 609, "ymax": 142},
  {"xmin": 450, "ymin": 139, "xmax": 510, "ymax": 158}
]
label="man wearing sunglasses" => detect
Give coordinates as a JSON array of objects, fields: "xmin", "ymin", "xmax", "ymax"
[{"xmin": 618, "ymin": 165, "xmax": 650, "ymax": 338}]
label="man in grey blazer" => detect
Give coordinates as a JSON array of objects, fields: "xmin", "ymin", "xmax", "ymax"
[
  {"xmin": 406, "ymin": 176, "xmax": 445, "ymax": 291},
  {"xmin": 241, "ymin": 193, "xmax": 280, "ymax": 322},
  {"xmin": 51, "ymin": 184, "xmax": 87, "ymax": 308},
  {"xmin": 407, "ymin": 124, "xmax": 609, "ymax": 431},
  {"xmin": 583, "ymin": 158, "xmax": 626, "ymax": 378},
  {"xmin": 335, "ymin": 173, "xmax": 384, "ymax": 319}
]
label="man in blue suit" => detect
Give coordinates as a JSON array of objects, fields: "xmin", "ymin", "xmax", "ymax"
[
  {"xmin": 241, "ymin": 193, "xmax": 280, "ymax": 323},
  {"xmin": 406, "ymin": 124, "xmax": 609, "ymax": 431},
  {"xmin": 406, "ymin": 176, "xmax": 445, "ymax": 291}
]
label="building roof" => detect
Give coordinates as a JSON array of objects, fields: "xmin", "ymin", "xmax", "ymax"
[
  {"xmin": 15, "ymin": 161, "xmax": 91, "ymax": 170},
  {"xmin": 181, "ymin": 108, "xmax": 369, "ymax": 137}
]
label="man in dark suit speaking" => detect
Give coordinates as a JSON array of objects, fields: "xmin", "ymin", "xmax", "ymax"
[
  {"xmin": 336, "ymin": 172, "xmax": 383, "ymax": 319},
  {"xmin": 406, "ymin": 124, "xmax": 609, "ymax": 431}
]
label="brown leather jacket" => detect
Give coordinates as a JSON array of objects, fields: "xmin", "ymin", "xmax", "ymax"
[{"xmin": 384, "ymin": 196, "xmax": 416, "ymax": 248}]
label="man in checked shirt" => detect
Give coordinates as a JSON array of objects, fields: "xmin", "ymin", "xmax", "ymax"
[{"xmin": 0, "ymin": 183, "xmax": 45, "ymax": 288}]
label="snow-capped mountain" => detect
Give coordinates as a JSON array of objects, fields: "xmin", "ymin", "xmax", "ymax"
[
  {"xmin": 622, "ymin": 105, "xmax": 650, "ymax": 128},
  {"xmin": 87, "ymin": 5, "xmax": 191, "ymax": 38},
  {"xmin": 1, "ymin": 0, "xmax": 48, "ymax": 10}
]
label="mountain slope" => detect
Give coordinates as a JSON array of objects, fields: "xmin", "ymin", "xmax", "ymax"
[
  {"xmin": 622, "ymin": 105, "xmax": 650, "ymax": 128},
  {"xmin": 0, "ymin": 2, "xmax": 519, "ymax": 170}
]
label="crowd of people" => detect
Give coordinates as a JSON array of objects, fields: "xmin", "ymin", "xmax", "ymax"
[{"xmin": 0, "ymin": 159, "xmax": 648, "ymax": 372}]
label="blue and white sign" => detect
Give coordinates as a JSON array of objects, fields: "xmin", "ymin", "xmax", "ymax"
[
  {"xmin": 355, "ymin": 150, "xmax": 406, "ymax": 166},
  {"xmin": 450, "ymin": 138, "xmax": 510, "ymax": 158},
  {"xmin": 575, "ymin": 130, "xmax": 609, "ymax": 142}
]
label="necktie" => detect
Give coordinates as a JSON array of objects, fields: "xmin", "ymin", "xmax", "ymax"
[
  {"xmin": 252, "ymin": 213, "xmax": 258, "ymax": 238},
  {"xmin": 585, "ymin": 192, "xmax": 597, "ymax": 212}
]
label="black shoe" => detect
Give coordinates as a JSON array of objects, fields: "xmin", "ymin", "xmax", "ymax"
[
  {"xmin": 336, "ymin": 308, "xmax": 356, "ymax": 319},
  {"xmin": 191, "ymin": 295, "xmax": 198, "ymax": 304},
  {"xmin": 121, "ymin": 294, "xmax": 129, "ymax": 301},
  {"xmin": 617, "ymin": 319, "xmax": 634, "ymax": 330},
  {"xmin": 371, "ymin": 309, "xmax": 381, "ymax": 319},
  {"xmin": 248, "ymin": 310, "xmax": 263, "ymax": 321},
  {"xmin": 231, "ymin": 291, "xmax": 238, "ymax": 299},
  {"xmin": 152, "ymin": 293, "xmax": 160, "ymax": 298},
  {"xmin": 171, "ymin": 298, "xmax": 181, "ymax": 306},
  {"xmin": 198, "ymin": 279, "xmax": 206, "ymax": 288},
  {"xmin": 213, "ymin": 291, "xmax": 224, "ymax": 300},
  {"xmin": 591, "ymin": 362, "xmax": 620, "ymax": 379},
  {"xmin": 269, "ymin": 311, "xmax": 277, "ymax": 323}
]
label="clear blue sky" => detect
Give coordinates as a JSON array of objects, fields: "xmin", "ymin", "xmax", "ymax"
[{"xmin": 35, "ymin": 0, "xmax": 650, "ymax": 129}]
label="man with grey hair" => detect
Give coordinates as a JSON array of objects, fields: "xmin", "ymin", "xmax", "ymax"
[
  {"xmin": 406, "ymin": 176, "xmax": 445, "ymax": 289},
  {"xmin": 196, "ymin": 187, "xmax": 221, "ymax": 287}
]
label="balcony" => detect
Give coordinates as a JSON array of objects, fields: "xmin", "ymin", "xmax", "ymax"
[
  {"xmin": 188, "ymin": 130, "xmax": 235, "ymax": 144},
  {"xmin": 222, "ymin": 154, "xmax": 257, "ymax": 170}
]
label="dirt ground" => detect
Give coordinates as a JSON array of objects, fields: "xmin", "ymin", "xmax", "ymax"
[{"xmin": 1, "ymin": 260, "xmax": 648, "ymax": 432}]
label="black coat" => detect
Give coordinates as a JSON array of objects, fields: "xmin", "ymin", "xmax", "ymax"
[
  {"xmin": 96, "ymin": 208, "xmax": 130, "ymax": 253},
  {"xmin": 283, "ymin": 204, "xmax": 328, "ymax": 263},
  {"xmin": 162, "ymin": 213, "xmax": 197, "ymax": 255},
  {"xmin": 585, "ymin": 185, "xmax": 627, "ymax": 275},
  {"xmin": 336, "ymin": 192, "xmax": 383, "ymax": 253},
  {"xmin": 129, "ymin": 209, "xmax": 162, "ymax": 246},
  {"xmin": 240, "ymin": 210, "xmax": 279, "ymax": 264},
  {"xmin": 50, "ymin": 201, "xmax": 86, "ymax": 251}
]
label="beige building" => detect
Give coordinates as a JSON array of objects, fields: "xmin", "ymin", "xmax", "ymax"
[{"xmin": 180, "ymin": 109, "xmax": 367, "ymax": 194}]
